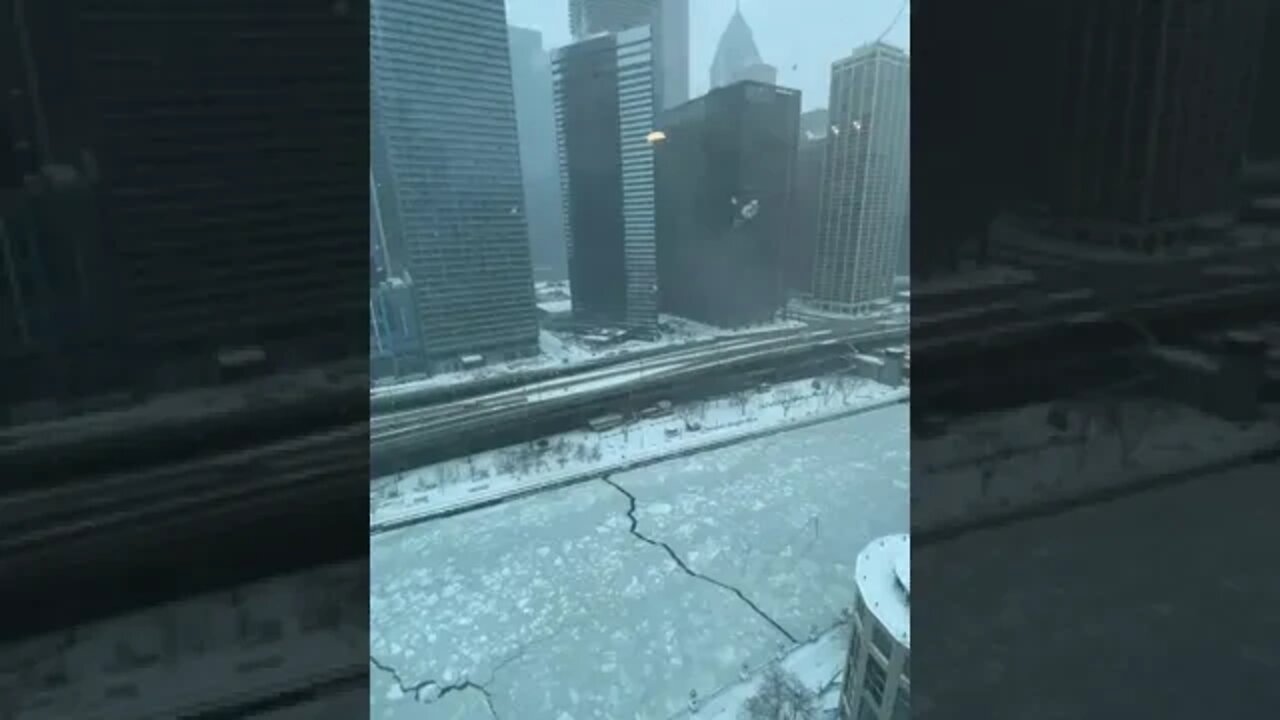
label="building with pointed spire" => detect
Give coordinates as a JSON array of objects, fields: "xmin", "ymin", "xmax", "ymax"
[{"xmin": 709, "ymin": 2, "xmax": 777, "ymax": 90}]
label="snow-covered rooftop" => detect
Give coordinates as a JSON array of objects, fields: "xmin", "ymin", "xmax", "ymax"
[{"xmin": 855, "ymin": 534, "xmax": 910, "ymax": 649}]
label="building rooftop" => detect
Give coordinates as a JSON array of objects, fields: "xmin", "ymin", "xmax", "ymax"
[{"xmin": 856, "ymin": 533, "xmax": 910, "ymax": 649}]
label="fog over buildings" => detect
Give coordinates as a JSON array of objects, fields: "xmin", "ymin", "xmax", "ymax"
[{"xmin": 506, "ymin": 0, "xmax": 910, "ymax": 112}]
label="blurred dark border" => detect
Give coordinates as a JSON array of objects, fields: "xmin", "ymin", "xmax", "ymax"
[
  {"xmin": 911, "ymin": 0, "xmax": 1280, "ymax": 717},
  {"xmin": 1, "ymin": 0, "xmax": 370, "ymax": 713}
]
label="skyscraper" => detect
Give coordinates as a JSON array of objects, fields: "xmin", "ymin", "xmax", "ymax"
[
  {"xmin": 656, "ymin": 81, "xmax": 799, "ymax": 327},
  {"xmin": 1013, "ymin": 0, "xmax": 1270, "ymax": 255},
  {"xmin": 509, "ymin": 26, "xmax": 568, "ymax": 281},
  {"xmin": 554, "ymin": 27, "xmax": 659, "ymax": 335},
  {"xmin": 787, "ymin": 108, "xmax": 829, "ymax": 295},
  {"xmin": 371, "ymin": 0, "xmax": 539, "ymax": 372},
  {"xmin": 1251, "ymin": 3, "xmax": 1280, "ymax": 165},
  {"xmin": 709, "ymin": 4, "xmax": 777, "ymax": 90},
  {"xmin": 812, "ymin": 42, "xmax": 909, "ymax": 313},
  {"xmin": 567, "ymin": 0, "xmax": 689, "ymax": 110}
]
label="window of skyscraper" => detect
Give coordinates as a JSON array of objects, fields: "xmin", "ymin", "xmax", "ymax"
[{"xmin": 864, "ymin": 653, "xmax": 888, "ymax": 705}]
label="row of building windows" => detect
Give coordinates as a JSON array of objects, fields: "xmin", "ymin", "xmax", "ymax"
[{"xmin": 844, "ymin": 596, "xmax": 909, "ymax": 720}]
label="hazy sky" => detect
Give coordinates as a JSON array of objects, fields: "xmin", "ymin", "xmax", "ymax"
[{"xmin": 505, "ymin": 0, "xmax": 910, "ymax": 111}]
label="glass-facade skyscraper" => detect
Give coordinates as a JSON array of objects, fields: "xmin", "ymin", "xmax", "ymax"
[
  {"xmin": 554, "ymin": 27, "xmax": 660, "ymax": 336},
  {"xmin": 371, "ymin": 0, "xmax": 539, "ymax": 372},
  {"xmin": 508, "ymin": 26, "xmax": 568, "ymax": 282}
]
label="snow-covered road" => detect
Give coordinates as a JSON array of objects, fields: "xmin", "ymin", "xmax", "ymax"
[{"xmin": 369, "ymin": 404, "xmax": 909, "ymax": 720}]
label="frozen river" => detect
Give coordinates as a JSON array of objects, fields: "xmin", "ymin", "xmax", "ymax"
[{"xmin": 370, "ymin": 403, "xmax": 908, "ymax": 719}]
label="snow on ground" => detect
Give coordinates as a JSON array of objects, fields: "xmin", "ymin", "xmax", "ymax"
[
  {"xmin": 913, "ymin": 400, "xmax": 1279, "ymax": 532},
  {"xmin": 371, "ymin": 374, "xmax": 907, "ymax": 526},
  {"xmin": 1, "ymin": 563, "xmax": 366, "ymax": 719},
  {"xmin": 370, "ymin": 331, "xmax": 596, "ymax": 396},
  {"xmin": 370, "ymin": 403, "xmax": 909, "ymax": 720},
  {"xmin": 914, "ymin": 461, "xmax": 1280, "ymax": 720},
  {"xmin": 678, "ymin": 623, "xmax": 851, "ymax": 720},
  {"xmin": 372, "ymin": 316, "xmax": 807, "ymax": 399},
  {"xmin": 537, "ymin": 298, "xmax": 573, "ymax": 315}
]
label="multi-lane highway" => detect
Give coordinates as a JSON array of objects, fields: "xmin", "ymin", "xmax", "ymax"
[{"xmin": 369, "ymin": 326, "xmax": 908, "ymax": 476}]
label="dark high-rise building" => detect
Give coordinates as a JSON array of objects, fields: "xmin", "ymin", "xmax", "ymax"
[
  {"xmin": 3, "ymin": 2, "xmax": 368, "ymax": 410},
  {"xmin": 509, "ymin": 26, "xmax": 568, "ymax": 281},
  {"xmin": 554, "ymin": 27, "xmax": 659, "ymax": 335},
  {"xmin": 568, "ymin": 0, "xmax": 688, "ymax": 110},
  {"xmin": 1248, "ymin": 2, "xmax": 1280, "ymax": 164},
  {"xmin": 656, "ymin": 81, "xmax": 799, "ymax": 327},
  {"xmin": 787, "ymin": 108, "xmax": 829, "ymax": 296},
  {"xmin": 1011, "ymin": 0, "xmax": 1270, "ymax": 253},
  {"xmin": 372, "ymin": 0, "xmax": 539, "ymax": 372},
  {"xmin": 812, "ymin": 42, "xmax": 910, "ymax": 313}
]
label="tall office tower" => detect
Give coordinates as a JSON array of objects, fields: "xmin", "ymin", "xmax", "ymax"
[
  {"xmin": 1247, "ymin": 2, "xmax": 1279, "ymax": 165},
  {"xmin": 840, "ymin": 534, "xmax": 910, "ymax": 720},
  {"xmin": 3, "ymin": 3, "xmax": 368, "ymax": 409},
  {"xmin": 1013, "ymin": 0, "xmax": 1270, "ymax": 254},
  {"xmin": 371, "ymin": 0, "xmax": 539, "ymax": 373},
  {"xmin": 709, "ymin": 4, "xmax": 777, "ymax": 90},
  {"xmin": 787, "ymin": 108, "xmax": 830, "ymax": 295},
  {"xmin": 509, "ymin": 26, "xmax": 569, "ymax": 281},
  {"xmin": 554, "ymin": 27, "xmax": 659, "ymax": 336},
  {"xmin": 812, "ymin": 43, "xmax": 910, "ymax": 314},
  {"xmin": 552, "ymin": 25, "xmax": 660, "ymax": 333},
  {"xmin": 656, "ymin": 81, "xmax": 799, "ymax": 327},
  {"xmin": 568, "ymin": 0, "xmax": 689, "ymax": 110}
]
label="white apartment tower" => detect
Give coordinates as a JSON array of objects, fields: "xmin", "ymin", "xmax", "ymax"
[{"xmin": 812, "ymin": 42, "xmax": 910, "ymax": 313}]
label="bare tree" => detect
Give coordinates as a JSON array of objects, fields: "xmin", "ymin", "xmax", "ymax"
[
  {"xmin": 678, "ymin": 403, "xmax": 703, "ymax": 430},
  {"xmin": 497, "ymin": 451, "xmax": 518, "ymax": 476},
  {"xmin": 555, "ymin": 438, "xmax": 570, "ymax": 468},
  {"xmin": 838, "ymin": 376, "xmax": 855, "ymax": 403},
  {"xmin": 741, "ymin": 666, "xmax": 817, "ymax": 720},
  {"xmin": 776, "ymin": 386, "xmax": 802, "ymax": 417},
  {"xmin": 1108, "ymin": 397, "xmax": 1159, "ymax": 467}
]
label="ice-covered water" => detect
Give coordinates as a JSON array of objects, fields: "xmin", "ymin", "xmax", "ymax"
[{"xmin": 370, "ymin": 404, "xmax": 908, "ymax": 719}]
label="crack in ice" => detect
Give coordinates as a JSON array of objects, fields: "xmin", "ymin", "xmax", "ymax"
[
  {"xmin": 370, "ymin": 641, "xmax": 535, "ymax": 718},
  {"xmin": 601, "ymin": 476, "xmax": 799, "ymax": 644},
  {"xmin": 369, "ymin": 655, "xmax": 438, "ymax": 702},
  {"xmin": 436, "ymin": 679, "xmax": 501, "ymax": 719}
]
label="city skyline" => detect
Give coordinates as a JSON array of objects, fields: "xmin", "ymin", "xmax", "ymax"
[{"xmin": 508, "ymin": 0, "xmax": 910, "ymax": 111}]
